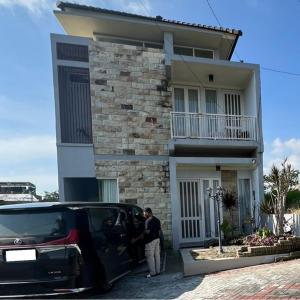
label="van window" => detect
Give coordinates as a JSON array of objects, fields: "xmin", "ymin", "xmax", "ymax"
[
  {"xmin": 88, "ymin": 208, "xmax": 118, "ymax": 233},
  {"xmin": 0, "ymin": 210, "xmax": 73, "ymax": 238}
]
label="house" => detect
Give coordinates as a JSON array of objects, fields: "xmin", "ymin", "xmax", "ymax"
[
  {"xmin": 0, "ymin": 182, "xmax": 40, "ymax": 203},
  {"xmin": 51, "ymin": 2, "xmax": 263, "ymax": 249}
]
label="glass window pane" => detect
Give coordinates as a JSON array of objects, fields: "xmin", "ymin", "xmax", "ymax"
[
  {"xmin": 188, "ymin": 89, "xmax": 198, "ymax": 113},
  {"xmin": 0, "ymin": 211, "xmax": 73, "ymax": 238},
  {"xmin": 174, "ymin": 88, "xmax": 185, "ymax": 112},
  {"xmin": 99, "ymin": 179, "xmax": 118, "ymax": 203},
  {"xmin": 174, "ymin": 47, "xmax": 193, "ymax": 56},
  {"xmin": 194, "ymin": 49, "xmax": 214, "ymax": 59},
  {"xmin": 205, "ymin": 90, "xmax": 217, "ymax": 114}
]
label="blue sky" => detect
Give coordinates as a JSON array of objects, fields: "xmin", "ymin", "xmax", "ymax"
[{"xmin": 0, "ymin": 0, "xmax": 299, "ymax": 194}]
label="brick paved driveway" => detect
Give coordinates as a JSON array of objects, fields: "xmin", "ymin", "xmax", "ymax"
[{"xmin": 95, "ymin": 258, "xmax": 300, "ymax": 299}]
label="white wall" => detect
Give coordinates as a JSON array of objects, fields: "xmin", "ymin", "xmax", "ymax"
[
  {"xmin": 177, "ymin": 167, "xmax": 220, "ymax": 179},
  {"xmin": 244, "ymin": 71, "xmax": 257, "ymax": 116}
]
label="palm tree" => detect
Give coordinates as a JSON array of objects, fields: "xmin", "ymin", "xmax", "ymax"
[{"xmin": 264, "ymin": 159, "xmax": 299, "ymax": 235}]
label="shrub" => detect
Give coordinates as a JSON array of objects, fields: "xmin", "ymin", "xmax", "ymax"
[
  {"xmin": 220, "ymin": 218, "xmax": 232, "ymax": 239},
  {"xmin": 243, "ymin": 233, "xmax": 278, "ymax": 247}
]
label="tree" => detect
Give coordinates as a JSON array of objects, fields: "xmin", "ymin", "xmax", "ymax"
[
  {"xmin": 264, "ymin": 159, "xmax": 299, "ymax": 235},
  {"xmin": 43, "ymin": 191, "xmax": 59, "ymax": 202}
]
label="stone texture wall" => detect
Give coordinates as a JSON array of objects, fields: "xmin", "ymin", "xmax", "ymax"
[
  {"xmin": 89, "ymin": 40, "xmax": 172, "ymax": 156},
  {"xmin": 221, "ymin": 170, "xmax": 240, "ymax": 235},
  {"xmin": 89, "ymin": 40, "xmax": 172, "ymax": 243},
  {"xmin": 95, "ymin": 160, "xmax": 172, "ymax": 242}
]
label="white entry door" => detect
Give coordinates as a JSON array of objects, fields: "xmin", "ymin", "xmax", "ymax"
[{"xmin": 178, "ymin": 178, "xmax": 221, "ymax": 244}]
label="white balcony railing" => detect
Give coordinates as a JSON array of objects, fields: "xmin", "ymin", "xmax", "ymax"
[{"xmin": 171, "ymin": 112, "xmax": 258, "ymax": 141}]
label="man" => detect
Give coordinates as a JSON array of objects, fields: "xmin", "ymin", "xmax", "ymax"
[{"xmin": 143, "ymin": 207, "xmax": 161, "ymax": 278}]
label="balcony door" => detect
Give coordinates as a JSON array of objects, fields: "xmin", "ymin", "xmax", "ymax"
[
  {"xmin": 174, "ymin": 87, "xmax": 199, "ymax": 137},
  {"xmin": 224, "ymin": 92, "xmax": 243, "ymax": 139},
  {"xmin": 205, "ymin": 90, "xmax": 218, "ymax": 138}
]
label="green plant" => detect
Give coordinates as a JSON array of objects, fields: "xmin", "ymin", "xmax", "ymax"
[
  {"xmin": 260, "ymin": 195, "xmax": 274, "ymax": 214},
  {"xmin": 257, "ymin": 228, "xmax": 263, "ymax": 238},
  {"xmin": 264, "ymin": 158, "xmax": 299, "ymax": 235},
  {"xmin": 257, "ymin": 227, "xmax": 272, "ymax": 239},
  {"xmin": 222, "ymin": 190, "xmax": 238, "ymax": 211},
  {"xmin": 220, "ymin": 218, "xmax": 232, "ymax": 239}
]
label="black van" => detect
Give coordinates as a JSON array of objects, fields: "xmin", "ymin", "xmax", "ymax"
[{"xmin": 0, "ymin": 202, "xmax": 145, "ymax": 298}]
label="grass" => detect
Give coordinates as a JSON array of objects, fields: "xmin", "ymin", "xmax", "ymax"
[{"xmin": 191, "ymin": 245, "xmax": 241, "ymax": 260}]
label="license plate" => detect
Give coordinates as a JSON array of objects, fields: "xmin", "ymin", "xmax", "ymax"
[{"xmin": 5, "ymin": 249, "xmax": 36, "ymax": 262}]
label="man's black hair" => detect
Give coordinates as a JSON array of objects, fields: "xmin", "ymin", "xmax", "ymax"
[{"xmin": 144, "ymin": 207, "xmax": 152, "ymax": 214}]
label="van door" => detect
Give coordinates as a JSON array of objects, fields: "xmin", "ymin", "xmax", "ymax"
[{"xmin": 88, "ymin": 208, "xmax": 130, "ymax": 283}]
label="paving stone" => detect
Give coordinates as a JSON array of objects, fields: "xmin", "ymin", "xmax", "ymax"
[{"xmin": 94, "ymin": 258, "xmax": 300, "ymax": 299}]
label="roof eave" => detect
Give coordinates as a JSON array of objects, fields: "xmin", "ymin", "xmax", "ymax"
[{"xmin": 56, "ymin": 1, "xmax": 242, "ymax": 37}]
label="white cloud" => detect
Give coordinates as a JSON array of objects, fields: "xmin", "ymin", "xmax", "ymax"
[
  {"xmin": 0, "ymin": 0, "xmax": 51, "ymax": 14},
  {"xmin": 264, "ymin": 137, "xmax": 300, "ymax": 174},
  {"xmin": 0, "ymin": 0, "xmax": 152, "ymax": 16},
  {"xmin": 0, "ymin": 135, "xmax": 57, "ymax": 194},
  {"xmin": 0, "ymin": 135, "xmax": 56, "ymax": 165}
]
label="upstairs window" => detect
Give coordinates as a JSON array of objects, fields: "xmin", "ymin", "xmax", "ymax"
[
  {"xmin": 174, "ymin": 46, "xmax": 214, "ymax": 59},
  {"xmin": 95, "ymin": 35, "xmax": 163, "ymax": 50},
  {"xmin": 56, "ymin": 43, "xmax": 89, "ymax": 62}
]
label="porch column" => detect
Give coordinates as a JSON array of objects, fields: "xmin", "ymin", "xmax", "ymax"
[{"xmin": 169, "ymin": 157, "xmax": 180, "ymax": 250}]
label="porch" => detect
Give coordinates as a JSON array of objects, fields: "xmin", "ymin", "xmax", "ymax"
[{"xmin": 169, "ymin": 157, "xmax": 263, "ymax": 249}]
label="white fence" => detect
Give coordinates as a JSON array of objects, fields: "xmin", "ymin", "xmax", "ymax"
[
  {"xmin": 171, "ymin": 112, "xmax": 257, "ymax": 141},
  {"xmin": 264, "ymin": 214, "xmax": 300, "ymax": 236}
]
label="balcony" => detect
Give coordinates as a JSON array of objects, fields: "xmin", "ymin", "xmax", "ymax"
[{"xmin": 171, "ymin": 112, "xmax": 257, "ymax": 141}]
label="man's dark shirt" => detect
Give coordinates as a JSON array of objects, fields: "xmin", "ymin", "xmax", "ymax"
[{"xmin": 144, "ymin": 216, "xmax": 161, "ymax": 244}]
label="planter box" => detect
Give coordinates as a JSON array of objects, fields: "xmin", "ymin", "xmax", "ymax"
[{"xmin": 181, "ymin": 248, "xmax": 290, "ymax": 276}]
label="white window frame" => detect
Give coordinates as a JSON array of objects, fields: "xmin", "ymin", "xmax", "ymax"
[
  {"xmin": 221, "ymin": 90, "xmax": 245, "ymax": 116},
  {"xmin": 94, "ymin": 33, "xmax": 163, "ymax": 49},
  {"xmin": 172, "ymin": 86, "xmax": 201, "ymax": 113},
  {"xmin": 98, "ymin": 178, "xmax": 119, "ymax": 203},
  {"xmin": 173, "ymin": 44, "xmax": 214, "ymax": 59}
]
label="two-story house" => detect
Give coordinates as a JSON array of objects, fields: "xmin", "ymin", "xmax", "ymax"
[{"xmin": 51, "ymin": 1, "xmax": 263, "ymax": 249}]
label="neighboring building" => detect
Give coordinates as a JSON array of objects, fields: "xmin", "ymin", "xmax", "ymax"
[
  {"xmin": 0, "ymin": 182, "xmax": 40, "ymax": 202},
  {"xmin": 51, "ymin": 2, "xmax": 263, "ymax": 249}
]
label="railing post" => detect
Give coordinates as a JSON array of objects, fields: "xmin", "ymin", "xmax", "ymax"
[{"xmin": 170, "ymin": 112, "xmax": 173, "ymax": 139}]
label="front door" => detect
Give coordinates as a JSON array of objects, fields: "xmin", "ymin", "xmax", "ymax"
[{"xmin": 178, "ymin": 179, "xmax": 221, "ymax": 244}]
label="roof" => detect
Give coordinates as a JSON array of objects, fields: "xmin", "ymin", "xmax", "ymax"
[
  {"xmin": 0, "ymin": 201, "xmax": 141, "ymax": 210},
  {"xmin": 0, "ymin": 182, "xmax": 35, "ymax": 187},
  {"xmin": 0, "ymin": 194, "xmax": 39, "ymax": 202},
  {"xmin": 56, "ymin": 1, "xmax": 242, "ymax": 36}
]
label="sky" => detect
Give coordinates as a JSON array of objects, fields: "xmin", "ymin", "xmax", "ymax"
[{"xmin": 0, "ymin": 0, "xmax": 299, "ymax": 194}]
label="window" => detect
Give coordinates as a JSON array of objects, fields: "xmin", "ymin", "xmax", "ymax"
[
  {"xmin": 56, "ymin": 43, "xmax": 89, "ymax": 62},
  {"xmin": 88, "ymin": 208, "xmax": 118, "ymax": 233},
  {"xmin": 194, "ymin": 48, "xmax": 214, "ymax": 59},
  {"xmin": 0, "ymin": 210, "xmax": 73, "ymax": 238},
  {"xmin": 174, "ymin": 46, "xmax": 193, "ymax": 56},
  {"xmin": 95, "ymin": 35, "xmax": 163, "ymax": 49},
  {"xmin": 174, "ymin": 87, "xmax": 199, "ymax": 113},
  {"xmin": 174, "ymin": 46, "xmax": 214, "ymax": 59},
  {"xmin": 98, "ymin": 179, "xmax": 118, "ymax": 203}
]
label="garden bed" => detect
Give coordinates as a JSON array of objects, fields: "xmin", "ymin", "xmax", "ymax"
[
  {"xmin": 191, "ymin": 246, "xmax": 240, "ymax": 260},
  {"xmin": 181, "ymin": 248, "xmax": 290, "ymax": 276}
]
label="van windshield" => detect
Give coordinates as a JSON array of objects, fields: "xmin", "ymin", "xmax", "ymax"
[{"xmin": 0, "ymin": 210, "xmax": 73, "ymax": 238}]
